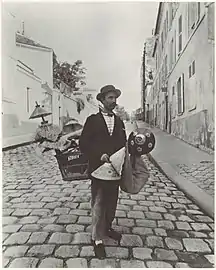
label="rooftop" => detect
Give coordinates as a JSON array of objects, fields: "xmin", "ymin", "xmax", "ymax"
[{"xmin": 16, "ymin": 33, "xmax": 52, "ymax": 50}]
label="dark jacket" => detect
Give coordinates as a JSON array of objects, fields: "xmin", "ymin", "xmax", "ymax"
[{"xmin": 79, "ymin": 112, "xmax": 127, "ymax": 175}]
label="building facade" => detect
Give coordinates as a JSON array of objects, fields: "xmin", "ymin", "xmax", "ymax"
[
  {"xmin": 2, "ymin": 7, "xmax": 98, "ymax": 148},
  {"xmin": 147, "ymin": 2, "xmax": 214, "ymax": 152},
  {"xmin": 140, "ymin": 36, "xmax": 156, "ymax": 121},
  {"xmin": 2, "ymin": 8, "xmax": 54, "ymax": 147}
]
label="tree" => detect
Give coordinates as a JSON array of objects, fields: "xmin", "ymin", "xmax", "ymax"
[
  {"xmin": 53, "ymin": 57, "xmax": 86, "ymax": 94},
  {"xmin": 76, "ymin": 98, "xmax": 85, "ymax": 114}
]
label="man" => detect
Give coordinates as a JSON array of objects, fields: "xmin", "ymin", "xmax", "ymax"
[{"xmin": 79, "ymin": 85, "xmax": 127, "ymax": 259}]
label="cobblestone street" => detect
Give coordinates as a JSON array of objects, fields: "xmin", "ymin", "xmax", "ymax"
[
  {"xmin": 177, "ymin": 162, "xmax": 214, "ymax": 197},
  {"xmin": 2, "ymin": 144, "xmax": 215, "ymax": 268}
]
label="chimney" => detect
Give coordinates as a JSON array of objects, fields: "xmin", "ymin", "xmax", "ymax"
[{"xmin": 22, "ymin": 21, "xmax": 25, "ymax": 35}]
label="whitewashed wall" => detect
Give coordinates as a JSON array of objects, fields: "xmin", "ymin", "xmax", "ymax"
[
  {"xmin": 60, "ymin": 93, "xmax": 98, "ymax": 127},
  {"xmin": 2, "ymin": 8, "xmax": 53, "ymax": 147},
  {"xmin": 16, "ymin": 41, "xmax": 53, "ymax": 87}
]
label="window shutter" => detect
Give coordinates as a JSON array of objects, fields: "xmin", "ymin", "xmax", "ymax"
[
  {"xmin": 189, "ymin": 65, "xmax": 191, "ymax": 78},
  {"xmin": 181, "ymin": 73, "xmax": 185, "ymax": 113},
  {"xmin": 177, "ymin": 77, "xmax": 181, "ymax": 114},
  {"xmin": 174, "ymin": 31, "xmax": 176, "ymax": 62},
  {"xmin": 192, "ymin": 60, "xmax": 195, "ymax": 75},
  {"xmin": 191, "ymin": 3, "xmax": 196, "ymax": 29},
  {"xmin": 165, "ymin": 55, "xmax": 168, "ymax": 77},
  {"xmin": 177, "ymin": 74, "xmax": 185, "ymax": 114},
  {"xmin": 197, "ymin": 2, "xmax": 201, "ymax": 22},
  {"xmin": 178, "ymin": 16, "xmax": 183, "ymax": 53},
  {"xmin": 172, "ymin": 86, "xmax": 176, "ymax": 119},
  {"xmin": 169, "ymin": 40, "xmax": 173, "ymax": 71},
  {"xmin": 161, "ymin": 31, "xmax": 164, "ymax": 49}
]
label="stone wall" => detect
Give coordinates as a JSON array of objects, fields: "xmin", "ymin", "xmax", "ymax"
[{"xmin": 171, "ymin": 109, "xmax": 214, "ymax": 153}]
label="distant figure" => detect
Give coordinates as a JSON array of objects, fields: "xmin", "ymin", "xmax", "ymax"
[{"xmin": 79, "ymin": 85, "xmax": 126, "ymax": 259}]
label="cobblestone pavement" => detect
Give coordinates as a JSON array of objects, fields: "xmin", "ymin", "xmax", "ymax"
[
  {"xmin": 177, "ymin": 161, "xmax": 214, "ymax": 197},
  {"xmin": 2, "ymin": 144, "xmax": 215, "ymax": 268}
]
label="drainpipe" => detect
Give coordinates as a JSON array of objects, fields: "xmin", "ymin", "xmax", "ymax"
[
  {"xmin": 142, "ymin": 43, "xmax": 146, "ymax": 122},
  {"xmin": 26, "ymin": 87, "xmax": 30, "ymax": 113}
]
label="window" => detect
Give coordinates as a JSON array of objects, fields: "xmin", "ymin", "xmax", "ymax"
[
  {"xmin": 173, "ymin": 30, "xmax": 176, "ymax": 63},
  {"xmin": 197, "ymin": 3, "xmax": 200, "ymax": 21},
  {"xmin": 188, "ymin": 61, "xmax": 196, "ymax": 111},
  {"xmin": 172, "ymin": 85, "xmax": 176, "ymax": 118},
  {"xmin": 177, "ymin": 74, "xmax": 184, "ymax": 114},
  {"xmin": 169, "ymin": 4, "xmax": 173, "ymax": 29},
  {"xmin": 169, "ymin": 3, "xmax": 179, "ymax": 29},
  {"xmin": 178, "ymin": 15, "xmax": 183, "ymax": 53},
  {"xmin": 155, "ymin": 53, "xmax": 157, "ymax": 69},
  {"xmin": 169, "ymin": 39, "xmax": 173, "ymax": 70},
  {"xmin": 165, "ymin": 55, "xmax": 168, "ymax": 78},
  {"xmin": 164, "ymin": 12, "xmax": 168, "ymax": 41},
  {"xmin": 192, "ymin": 60, "xmax": 195, "ymax": 75},
  {"xmin": 156, "ymin": 78, "xmax": 159, "ymax": 93},
  {"xmin": 173, "ymin": 2, "xmax": 180, "ymax": 17},
  {"xmin": 189, "ymin": 3, "xmax": 196, "ymax": 30},
  {"xmin": 166, "ymin": 10, "xmax": 169, "ymax": 34},
  {"xmin": 26, "ymin": 87, "xmax": 30, "ymax": 113},
  {"xmin": 161, "ymin": 31, "xmax": 164, "ymax": 50},
  {"xmin": 161, "ymin": 64, "xmax": 164, "ymax": 84},
  {"xmin": 189, "ymin": 60, "xmax": 195, "ymax": 78},
  {"xmin": 172, "ymin": 86, "xmax": 175, "ymax": 95},
  {"xmin": 189, "ymin": 65, "xmax": 192, "ymax": 78},
  {"xmin": 188, "ymin": 3, "xmax": 201, "ymax": 36}
]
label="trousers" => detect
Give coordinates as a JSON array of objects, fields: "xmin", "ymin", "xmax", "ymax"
[{"xmin": 91, "ymin": 177, "xmax": 119, "ymax": 241}]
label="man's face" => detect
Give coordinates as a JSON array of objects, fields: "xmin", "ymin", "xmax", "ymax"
[{"xmin": 101, "ymin": 91, "xmax": 117, "ymax": 111}]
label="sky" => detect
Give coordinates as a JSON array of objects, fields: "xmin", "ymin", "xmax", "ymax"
[{"xmin": 4, "ymin": 1, "xmax": 159, "ymax": 113}]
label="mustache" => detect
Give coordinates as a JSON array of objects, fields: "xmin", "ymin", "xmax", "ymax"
[{"xmin": 111, "ymin": 103, "xmax": 117, "ymax": 107}]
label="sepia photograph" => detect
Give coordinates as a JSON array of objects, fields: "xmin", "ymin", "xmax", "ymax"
[{"xmin": 2, "ymin": 1, "xmax": 215, "ymax": 268}]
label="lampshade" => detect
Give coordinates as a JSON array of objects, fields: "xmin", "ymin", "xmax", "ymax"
[
  {"xmin": 29, "ymin": 102, "xmax": 52, "ymax": 119},
  {"xmin": 91, "ymin": 147, "xmax": 125, "ymax": 180}
]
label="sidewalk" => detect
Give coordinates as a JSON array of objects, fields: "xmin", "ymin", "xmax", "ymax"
[
  {"xmin": 2, "ymin": 133, "xmax": 35, "ymax": 149},
  {"xmin": 136, "ymin": 121, "xmax": 214, "ymax": 218}
]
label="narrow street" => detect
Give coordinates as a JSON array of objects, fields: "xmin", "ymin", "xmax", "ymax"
[
  {"xmin": 2, "ymin": 139, "xmax": 214, "ymax": 268},
  {"xmin": 2, "ymin": 2, "xmax": 215, "ymax": 268}
]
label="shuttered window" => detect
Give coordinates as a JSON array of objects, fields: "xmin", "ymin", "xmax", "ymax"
[
  {"xmin": 189, "ymin": 61, "xmax": 195, "ymax": 78},
  {"xmin": 172, "ymin": 86, "xmax": 176, "ymax": 119},
  {"xmin": 174, "ymin": 30, "xmax": 176, "ymax": 63},
  {"xmin": 188, "ymin": 3, "xmax": 201, "ymax": 36},
  {"xmin": 177, "ymin": 74, "xmax": 184, "ymax": 114},
  {"xmin": 178, "ymin": 15, "xmax": 183, "ymax": 53},
  {"xmin": 192, "ymin": 60, "xmax": 195, "ymax": 75},
  {"xmin": 169, "ymin": 39, "xmax": 173, "ymax": 70},
  {"xmin": 165, "ymin": 55, "xmax": 168, "ymax": 78}
]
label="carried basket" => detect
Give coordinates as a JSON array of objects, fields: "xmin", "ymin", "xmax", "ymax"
[{"xmin": 55, "ymin": 146, "xmax": 88, "ymax": 181}]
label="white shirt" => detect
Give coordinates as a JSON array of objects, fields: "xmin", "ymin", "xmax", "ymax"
[{"xmin": 101, "ymin": 112, "xmax": 115, "ymax": 136}]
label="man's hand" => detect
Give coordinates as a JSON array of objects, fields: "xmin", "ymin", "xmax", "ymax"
[{"xmin": 100, "ymin": 153, "xmax": 110, "ymax": 163}]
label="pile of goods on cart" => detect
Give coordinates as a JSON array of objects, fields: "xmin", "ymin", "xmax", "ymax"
[{"xmin": 30, "ymin": 102, "xmax": 88, "ymax": 181}]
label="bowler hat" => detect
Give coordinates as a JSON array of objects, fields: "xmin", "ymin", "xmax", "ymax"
[{"xmin": 96, "ymin": 85, "xmax": 121, "ymax": 101}]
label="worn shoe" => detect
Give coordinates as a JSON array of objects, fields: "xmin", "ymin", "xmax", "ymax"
[
  {"xmin": 93, "ymin": 242, "xmax": 106, "ymax": 259},
  {"xmin": 107, "ymin": 228, "xmax": 122, "ymax": 241}
]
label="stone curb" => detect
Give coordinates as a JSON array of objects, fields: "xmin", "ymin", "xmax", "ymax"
[
  {"xmin": 2, "ymin": 140, "xmax": 35, "ymax": 152},
  {"xmin": 147, "ymin": 153, "xmax": 214, "ymax": 219}
]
